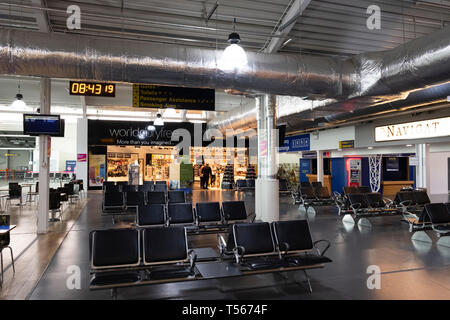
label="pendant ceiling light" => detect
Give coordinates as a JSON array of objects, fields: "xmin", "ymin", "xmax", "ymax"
[
  {"xmin": 11, "ymin": 82, "xmax": 26, "ymax": 109},
  {"xmin": 219, "ymin": 18, "xmax": 247, "ymax": 71},
  {"xmin": 153, "ymin": 113, "xmax": 164, "ymax": 126}
]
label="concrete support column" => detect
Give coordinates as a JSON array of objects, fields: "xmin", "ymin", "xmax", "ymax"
[
  {"xmin": 317, "ymin": 150, "xmax": 324, "ymax": 183},
  {"xmin": 255, "ymin": 94, "xmax": 279, "ymax": 222},
  {"xmin": 416, "ymin": 143, "xmax": 430, "ymax": 190},
  {"xmin": 76, "ymin": 118, "xmax": 88, "ymax": 191},
  {"xmin": 37, "ymin": 78, "xmax": 51, "ymax": 234}
]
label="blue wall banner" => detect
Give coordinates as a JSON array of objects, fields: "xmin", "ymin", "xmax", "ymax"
[
  {"xmin": 65, "ymin": 160, "xmax": 76, "ymax": 172},
  {"xmin": 279, "ymin": 134, "xmax": 310, "ymax": 152}
]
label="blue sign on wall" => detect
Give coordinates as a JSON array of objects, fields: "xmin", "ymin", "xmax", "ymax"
[
  {"xmin": 65, "ymin": 160, "xmax": 76, "ymax": 172},
  {"xmin": 279, "ymin": 134, "xmax": 310, "ymax": 152}
]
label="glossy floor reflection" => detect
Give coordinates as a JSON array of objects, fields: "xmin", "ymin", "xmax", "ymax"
[{"xmin": 29, "ymin": 191, "xmax": 450, "ymax": 300}]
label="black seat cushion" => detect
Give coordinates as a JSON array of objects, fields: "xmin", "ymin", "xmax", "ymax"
[
  {"xmin": 365, "ymin": 193, "xmax": 385, "ymax": 208},
  {"xmin": 395, "ymin": 191, "xmax": 416, "ymax": 205},
  {"xmin": 233, "ymin": 222, "xmax": 274, "ymax": 255},
  {"xmin": 138, "ymin": 204, "xmax": 165, "ymax": 226},
  {"xmin": 104, "ymin": 184, "xmax": 121, "ymax": 193},
  {"xmin": 272, "ymin": 220, "xmax": 313, "ymax": 252},
  {"xmin": 413, "ymin": 191, "xmax": 431, "ymax": 205},
  {"xmin": 236, "ymin": 180, "xmax": 247, "ymax": 188},
  {"xmin": 425, "ymin": 203, "xmax": 450, "ymax": 224},
  {"xmin": 168, "ymin": 191, "xmax": 185, "ymax": 203},
  {"xmin": 104, "ymin": 192, "xmax": 124, "ymax": 207},
  {"xmin": 286, "ymin": 255, "xmax": 332, "ymax": 266},
  {"xmin": 143, "ymin": 226, "xmax": 187, "ymax": 263},
  {"xmin": 153, "ymin": 184, "xmax": 168, "ymax": 192},
  {"xmin": 279, "ymin": 179, "xmax": 289, "ymax": 191},
  {"xmin": 90, "ymin": 271, "xmax": 140, "ymax": 286},
  {"xmin": 168, "ymin": 203, "xmax": 194, "ymax": 224},
  {"xmin": 149, "ymin": 265, "xmax": 193, "ymax": 280},
  {"xmin": 222, "ymin": 201, "xmax": 247, "ymax": 221},
  {"xmin": 343, "ymin": 186, "xmax": 358, "ymax": 195},
  {"xmin": 315, "ymin": 187, "xmax": 331, "ymax": 199},
  {"xmin": 124, "ymin": 185, "xmax": 138, "ymax": 192},
  {"xmin": 300, "ymin": 187, "xmax": 316, "ymax": 200},
  {"xmin": 196, "ymin": 202, "xmax": 222, "ymax": 222},
  {"xmin": 138, "ymin": 184, "xmax": 153, "ymax": 192},
  {"xmin": 241, "ymin": 256, "xmax": 285, "ymax": 270},
  {"xmin": 126, "ymin": 191, "xmax": 145, "ymax": 206},
  {"xmin": 357, "ymin": 186, "xmax": 371, "ymax": 194},
  {"xmin": 348, "ymin": 193, "xmax": 369, "ymax": 209},
  {"xmin": 147, "ymin": 191, "xmax": 166, "ymax": 204},
  {"xmin": 246, "ymin": 179, "xmax": 255, "ymax": 188},
  {"xmin": 91, "ymin": 229, "xmax": 139, "ymax": 268},
  {"xmin": 300, "ymin": 182, "xmax": 311, "ymax": 187}
]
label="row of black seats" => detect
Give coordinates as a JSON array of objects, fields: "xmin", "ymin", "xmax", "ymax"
[
  {"xmin": 103, "ymin": 181, "xmax": 168, "ymax": 193},
  {"xmin": 137, "ymin": 200, "xmax": 252, "ymax": 228},
  {"xmin": 407, "ymin": 202, "xmax": 450, "ymax": 229},
  {"xmin": 236, "ymin": 179, "xmax": 255, "ymax": 190},
  {"xmin": 102, "ymin": 190, "xmax": 185, "ymax": 213},
  {"xmin": 394, "ymin": 190, "xmax": 430, "ymax": 206},
  {"xmin": 347, "ymin": 193, "xmax": 394, "ymax": 211},
  {"xmin": 89, "ymin": 220, "xmax": 332, "ymax": 289}
]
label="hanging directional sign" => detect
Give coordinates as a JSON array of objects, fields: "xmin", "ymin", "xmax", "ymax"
[{"xmin": 132, "ymin": 84, "xmax": 215, "ymax": 111}]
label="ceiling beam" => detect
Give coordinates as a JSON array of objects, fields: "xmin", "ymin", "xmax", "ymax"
[
  {"xmin": 263, "ymin": 0, "xmax": 311, "ymax": 53},
  {"xmin": 30, "ymin": 0, "xmax": 50, "ymax": 33}
]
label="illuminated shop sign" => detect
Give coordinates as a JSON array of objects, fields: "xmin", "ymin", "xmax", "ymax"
[{"xmin": 375, "ymin": 117, "xmax": 450, "ymax": 142}]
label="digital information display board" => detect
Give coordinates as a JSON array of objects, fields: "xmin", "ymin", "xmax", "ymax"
[
  {"xmin": 69, "ymin": 81, "xmax": 116, "ymax": 97},
  {"xmin": 132, "ymin": 84, "xmax": 215, "ymax": 111}
]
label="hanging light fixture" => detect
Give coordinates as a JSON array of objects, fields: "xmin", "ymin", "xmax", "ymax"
[
  {"xmin": 153, "ymin": 113, "xmax": 164, "ymax": 126},
  {"xmin": 219, "ymin": 18, "xmax": 247, "ymax": 70},
  {"xmin": 11, "ymin": 81, "xmax": 27, "ymax": 109}
]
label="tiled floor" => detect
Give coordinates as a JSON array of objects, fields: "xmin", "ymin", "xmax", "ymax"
[{"xmin": 26, "ymin": 190, "xmax": 450, "ymax": 300}]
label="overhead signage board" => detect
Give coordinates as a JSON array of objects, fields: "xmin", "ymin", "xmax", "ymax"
[
  {"xmin": 375, "ymin": 117, "xmax": 450, "ymax": 142},
  {"xmin": 132, "ymin": 84, "xmax": 215, "ymax": 111},
  {"xmin": 279, "ymin": 134, "xmax": 310, "ymax": 153},
  {"xmin": 339, "ymin": 140, "xmax": 354, "ymax": 149}
]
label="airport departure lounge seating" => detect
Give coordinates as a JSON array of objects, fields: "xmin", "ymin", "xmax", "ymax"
[
  {"xmin": 90, "ymin": 220, "xmax": 332, "ymax": 296},
  {"xmin": 89, "ymin": 227, "xmax": 198, "ymax": 297},
  {"xmin": 395, "ymin": 190, "xmax": 431, "ymax": 217},
  {"xmin": 293, "ymin": 186, "xmax": 335, "ymax": 212},
  {"xmin": 342, "ymin": 193, "xmax": 401, "ymax": 227},
  {"xmin": 410, "ymin": 203, "xmax": 450, "ymax": 247}
]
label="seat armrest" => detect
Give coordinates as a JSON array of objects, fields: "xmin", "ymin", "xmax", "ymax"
[
  {"xmin": 350, "ymin": 203, "xmax": 361, "ymax": 210},
  {"xmin": 188, "ymin": 249, "xmax": 197, "ymax": 272},
  {"xmin": 233, "ymin": 246, "xmax": 245, "ymax": 264},
  {"xmin": 217, "ymin": 234, "xmax": 228, "ymax": 255},
  {"xmin": 313, "ymin": 239, "xmax": 331, "ymax": 256},
  {"xmin": 276, "ymin": 242, "xmax": 290, "ymax": 259},
  {"xmin": 383, "ymin": 197, "xmax": 393, "ymax": 206},
  {"xmin": 247, "ymin": 211, "xmax": 256, "ymax": 223},
  {"xmin": 400, "ymin": 200, "xmax": 412, "ymax": 207}
]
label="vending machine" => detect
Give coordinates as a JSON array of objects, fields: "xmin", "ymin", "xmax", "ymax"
[
  {"xmin": 128, "ymin": 161, "xmax": 140, "ymax": 186},
  {"xmin": 346, "ymin": 158, "xmax": 361, "ymax": 187}
]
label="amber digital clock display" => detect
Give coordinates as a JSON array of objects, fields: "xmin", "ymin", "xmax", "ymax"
[{"xmin": 69, "ymin": 81, "xmax": 116, "ymax": 97}]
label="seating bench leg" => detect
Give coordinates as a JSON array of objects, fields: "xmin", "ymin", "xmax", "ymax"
[
  {"xmin": 303, "ymin": 270, "xmax": 312, "ymax": 294},
  {"xmin": 307, "ymin": 206, "xmax": 316, "ymax": 215},
  {"xmin": 411, "ymin": 231, "xmax": 432, "ymax": 244},
  {"xmin": 357, "ymin": 218, "xmax": 372, "ymax": 229},
  {"xmin": 111, "ymin": 288, "xmax": 117, "ymax": 300},
  {"xmin": 437, "ymin": 236, "xmax": 450, "ymax": 248},
  {"xmin": 342, "ymin": 214, "xmax": 355, "ymax": 224}
]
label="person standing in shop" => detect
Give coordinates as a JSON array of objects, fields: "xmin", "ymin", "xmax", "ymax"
[
  {"xmin": 199, "ymin": 163, "xmax": 205, "ymax": 189},
  {"xmin": 201, "ymin": 163, "xmax": 212, "ymax": 189}
]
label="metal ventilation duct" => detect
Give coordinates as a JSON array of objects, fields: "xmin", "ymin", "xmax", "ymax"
[
  {"xmin": 1, "ymin": 26, "xmax": 450, "ymax": 132},
  {"xmin": 0, "ymin": 29, "xmax": 355, "ymax": 98},
  {"xmin": 209, "ymin": 26, "xmax": 450, "ymax": 132}
]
